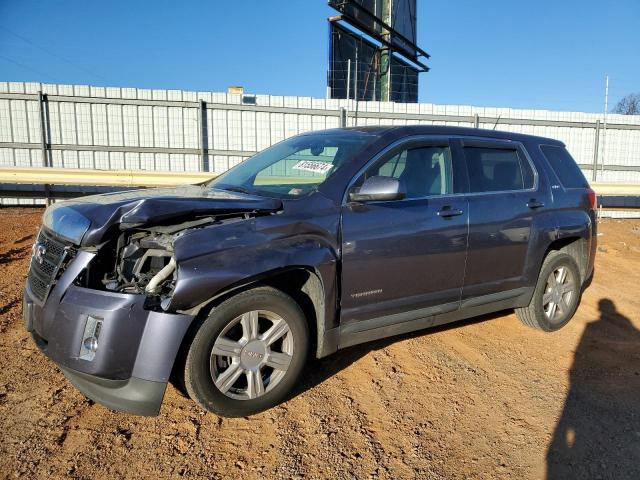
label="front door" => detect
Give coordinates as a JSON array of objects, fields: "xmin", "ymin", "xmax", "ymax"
[{"xmin": 340, "ymin": 139, "xmax": 469, "ymax": 327}]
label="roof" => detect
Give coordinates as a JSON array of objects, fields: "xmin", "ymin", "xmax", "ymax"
[{"xmin": 342, "ymin": 124, "xmax": 565, "ymax": 146}]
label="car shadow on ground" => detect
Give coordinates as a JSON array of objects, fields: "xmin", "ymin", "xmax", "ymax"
[
  {"xmin": 290, "ymin": 310, "xmax": 504, "ymax": 400},
  {"xmin": 546, "ymin": 299, "xmax": 640, "ymax": 479}
]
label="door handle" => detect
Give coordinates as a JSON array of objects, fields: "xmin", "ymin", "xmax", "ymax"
[
  {"xmin": 437, "ymin": 206, "xmax": 464, "ymax": 218},
  {"xmin": 527, "ymin": 199, "xmax": 545, "ymax": 209}
]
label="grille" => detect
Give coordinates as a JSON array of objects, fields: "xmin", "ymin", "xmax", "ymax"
[{"xmin": 27, "ymin": 229, "xmax": 75, "ymax": 302}]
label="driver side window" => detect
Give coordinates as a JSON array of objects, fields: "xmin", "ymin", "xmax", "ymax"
[{"xmin": 357, "ymin": 145, "xmax": 454, "ymax": 199}]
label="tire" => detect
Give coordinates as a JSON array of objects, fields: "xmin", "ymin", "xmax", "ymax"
[
  {"xmin": 183, "ymin": 286, "xmax": 309, "ymax": 417},
  {"xmin": 516, "ymin": 251, "xmax": 582, "ymax": 332}
]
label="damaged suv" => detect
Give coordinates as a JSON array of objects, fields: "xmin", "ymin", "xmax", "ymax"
[{"xmin": 24, "ymin": 126, "xmax": 596, "ymax": 417}]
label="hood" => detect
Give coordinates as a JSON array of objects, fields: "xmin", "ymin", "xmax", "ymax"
[{"xmin": 44, "ymin": 185, "xmax": 283, "ymax": 246}]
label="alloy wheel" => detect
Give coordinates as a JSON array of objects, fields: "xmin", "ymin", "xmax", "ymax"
[
  {"xmin": 542, "ymin": 266, "xmax": 576, "ymax": 322},
  {"xmin": 210, "ymin": 310, "xmax": 293, "ymax": 400}
]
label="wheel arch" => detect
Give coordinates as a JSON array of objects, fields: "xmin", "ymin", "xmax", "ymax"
[
  {"xmin": 541, "ymin": 236, "xmax": 588, "ymax": 283},
  {"xmin": 177, "ymin": 266, "xmax": 336, "ymax": 360}
]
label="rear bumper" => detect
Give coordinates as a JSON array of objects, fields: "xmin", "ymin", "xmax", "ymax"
[
  {"xmin": 584, "ymin": 210, "xmax": 597, "ymax": 288},
  {"xmin": 24, "ymin": 251, "xmax": 194, "ymax": 416}
]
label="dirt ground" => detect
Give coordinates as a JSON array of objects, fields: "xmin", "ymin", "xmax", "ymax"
[{"xmin": 0, "ymin": 208, "xmax": 639, "ymax": 480}]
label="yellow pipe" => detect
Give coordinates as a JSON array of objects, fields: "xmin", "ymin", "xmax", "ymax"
[
  {"xmin": 0, "ymin": 167, "xmax": 216, "ymax": 187},
  {"xmin": 0, "ymin": 167, "xmax": 639, "ymax": 195}
]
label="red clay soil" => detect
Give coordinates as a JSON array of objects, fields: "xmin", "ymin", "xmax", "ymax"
[{"xmin": 0, "ymin": 208, "xmax": 639, "ymax": 479}]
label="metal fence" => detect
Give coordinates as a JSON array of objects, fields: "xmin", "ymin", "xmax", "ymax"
[{"xmin": 2, "ymin": 81, "xmax": 640, "ymax": 205}]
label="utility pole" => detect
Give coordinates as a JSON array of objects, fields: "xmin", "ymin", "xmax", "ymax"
[
  {"xmin": 346, "ymin": 58, "xmax": 351, "ymax": 101},
  {"xmin": 601, "ymin": 74, "xmax": 609, "ymax": 178},
  {"xmin": 354, "ymin": 48, "xmax": 358, "ymax": 101},
  {"xmin": 354, "ymin": 46, "xmax": 359, "ymax": 125},
  {"xmin": 379, "ymin": 0, "xmax": 392, "ymax": 102}
]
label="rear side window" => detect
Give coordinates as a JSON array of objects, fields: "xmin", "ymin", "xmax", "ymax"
[
  {"xmin": 540, "ymin": 145, "xmax": 589, "ymax": 188},
  {"xmin": 463, "ymin": 147, "xmax": 534, "ymax": 193}
]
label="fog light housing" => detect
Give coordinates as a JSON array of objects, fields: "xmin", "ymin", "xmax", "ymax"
[
  {"xmin": 83, "ymin": 336, "xmax": 99, "ymax": 353},
  {"xmin": 79, "ymin": 315, "xmax": 102, "ymax": 361},
  {"xmin": 23, "ymin": 297, "xmax": 34, "ymax": 332}
]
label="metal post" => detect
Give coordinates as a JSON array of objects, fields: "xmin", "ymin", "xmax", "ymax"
[
  {"xmin": 151, "ymin": 105, "xmax": 156, "ymax": 171},
  {"xmin": 199, "ymin": 100, "xmax": 208, "ymax": 171},
  {"xmin": 354, "ymin": 47, "xmax": 359, "ymax": 126},
  {"xmin": 37, "ymin": 91, "xmax": 51, "ymax": 204},
  {"xmin": 105, "ymin": 103, "xmax": 111, "ymax": 170},
  {"xmin": 354, "ymin": 49, "xmax": 358, "ymax": 102},
  {"xmin": 379, "ymin": 0, "xmax": 392, "ymax": 102},
  {"xmin": 339, "ymin": 107, "xmax": 348, "ymax": 128},
  {"xmin": 346, "ymin": 59, "xmax": 351, "ymax": 100},
  {"xmin": 89, "ymin": 101, "xmax": 96, "ymax": 169},
  {"xmin": 473, "ymin": 113, "xmax": 480, "ymax": 129},
  {"xmin": 601, "ymin": 74, "xmax": 609, "ymax": 177},
  {"xmin": 592, "ymin": 120, "xmax": 601, "ymax": 182}
]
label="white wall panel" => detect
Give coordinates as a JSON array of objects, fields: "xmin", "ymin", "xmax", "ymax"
[
  {"xmin": 140, "ymin": 152, "xmax": 154, "ymax": 171},
  {"xmin": 125, "ymin": 152, "xmax": 140, "ymax": 170},
  {"xmin": 76, "ymin": 103, "xmax": 92, "ymax": 145},
  {"xmin": 0, "ymin": 82, "xmax": 639, "ymax": 189},
  {"xmin": 91, "ymin": 103, "xmax": 108, "ymax": 146},
  {"xmin": 168, "ymin": 107, "xmax": 184, "ymax": 149},
  {"xmin": 255, "ymin": 112, "xmax": 270, "ymax": 150},
  {"xmin": 138, "ymin": 106, "xmax": 153, "ymax": 148},
  {"xmin": 212, "ymin": 109, "xmax": 228, "ymax": 150},
  {"xmin": 270, "ymin": 113, "xmax": 284, "ymax": 143},
  {"xmin": 0, "ymin": 100, "xmax": 12, "ymax": 142},
  {"xmin": 242, "ymin": 111, "xmax": 257, "ymax": 152},
  {"xmin": 227, "ymin": 110, "xmax": 242, "ymax": 150},
  {"xmin": 213, "ymin": 155, "xmax": 229, "ymax": 172},
  {"xmin": 9, "ymin": 100, "xmax": 29, "ymax": 143},
  {"xmin": 62, "ymin": 150, "xmax": 79, "ymax": 168},
  {"xmin": 109, "ymin": 151, "xmax": 125, "ymax": 170},
  {"xmin": 185, "ymin": 154, "xmax": 200, "ymax": 172},
  {"xmin": 183, "ymin": 108, "xmax": 198, "ymax": 150},
  {"xmin": 152, "ymin": 107, "xmax": 168, "ymax": 148},
  {"xmin": 0, "ymin": 148, "xmax": 13, "ymax": 166},
  {"xmin": 122, "ymin": 105, "xmax": 138, "ymax": 147},
  {"xmin": 14, "ymin": 148, "xmax": 30, "ymax": 166},
  {"xmin": 78, "ymin": 151, "xmax": 94, "ymax": 169}
]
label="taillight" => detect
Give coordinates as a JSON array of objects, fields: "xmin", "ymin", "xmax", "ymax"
[{"xmin": 587, "ymin": 188, "xmax": 597, "ymax": 210}]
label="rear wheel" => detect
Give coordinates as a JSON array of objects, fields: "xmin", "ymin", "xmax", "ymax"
[
  {"xmin": 184, "ymin": 287, "xmax": 309, "ymax": 417},
  {"xmin": 516, "ymin": 251, "xmax": 581, "ymax": 332}
]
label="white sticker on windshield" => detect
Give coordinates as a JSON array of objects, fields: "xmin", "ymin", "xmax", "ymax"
[{"xmin": 292, "ymin": 160, "xmax": 333, "ymax": 174}]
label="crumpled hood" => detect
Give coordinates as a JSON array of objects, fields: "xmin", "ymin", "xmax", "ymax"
[{"xmin": 45, "ymin": 185, "xmax": 283, "ymax": 246}]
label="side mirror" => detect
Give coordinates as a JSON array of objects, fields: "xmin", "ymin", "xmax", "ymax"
[{"xmin": 349, "ymin": 176, "xmax": 406, "ymax": 203}]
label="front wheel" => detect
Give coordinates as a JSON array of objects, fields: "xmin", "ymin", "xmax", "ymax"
[
  {"xmin": 516, "ymin": 251, "xmax": 582, "ymax": 332},
  {"xmin": 184, "ymin": 287, "xmax": 309, "ymax": 417}
]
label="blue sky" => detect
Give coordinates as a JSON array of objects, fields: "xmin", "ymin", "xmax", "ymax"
[{"xmin": 0, "ymin": 0, "xmax": 638, "ymax": 113}]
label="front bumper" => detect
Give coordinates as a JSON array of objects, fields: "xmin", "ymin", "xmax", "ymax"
[{"xmin": 24, "ymin": 251, "xmax": 194, "ymax": 416}]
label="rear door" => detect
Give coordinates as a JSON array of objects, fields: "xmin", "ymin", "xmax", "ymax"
[
  {"xmin": 458, "ymin": 139, "xmax": 549, "ymax": 301},
  {"xmin": 340, "ymin": 138, "xmax": 469, "ymax": 325}
]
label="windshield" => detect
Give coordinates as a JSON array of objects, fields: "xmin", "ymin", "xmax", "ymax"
[{"xmin": 208, "ymin": 130, "xmax": 378, "ymax": 198}]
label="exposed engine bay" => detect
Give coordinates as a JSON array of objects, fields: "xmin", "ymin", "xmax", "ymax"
[
  {"xmin": 96, "ymin": 215, "xmax": 238, "ymax": 309},
  {"xmin": 106, "ymin": 230, "xmax": 176, "ymax": 294},
  {"xmin": 43, "ymin": 185, "xmax": 286, "ymax": 313}
]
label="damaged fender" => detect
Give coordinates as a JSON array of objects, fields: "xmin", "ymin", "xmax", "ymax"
[{"xmin": 167, "ymin": 198, "xmax": 342, "ymax": 357}]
